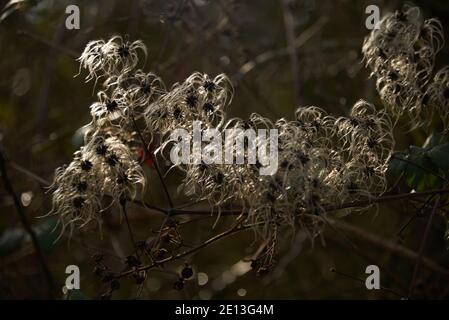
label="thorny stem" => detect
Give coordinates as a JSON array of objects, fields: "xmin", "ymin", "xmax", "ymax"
[{"xmin": 0, "ymin": 148, "xmax": 56, "ymax": 297}]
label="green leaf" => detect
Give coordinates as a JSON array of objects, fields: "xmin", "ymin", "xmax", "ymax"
[
  {"xmin": 422, "ymin": 133, "xmax": 444, "ymax": 149},
  {"xmin": 0, "ymin": 228, "xmax": 27, "ymax": 256},
  {"xmin": 0, "ymin": 218, "xmax": 60, "ymax": 257},
  {"xmin": 427, "ymin": 143, "xmax": 449, "ymax": 171},
  {"xmin": 34, "ymin": 218, "xmax": 60, "ymax": 253}
]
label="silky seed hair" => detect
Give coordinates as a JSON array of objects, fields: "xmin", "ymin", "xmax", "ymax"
[
  {"xmin": 362, "ymin": 5, "xmax": 447, "ymax": 129},
  {"xmin": 60, "ymin": 40, "xmax": 395, "ymax": 245},
  {"xmin": 51, "ymin": 8, "xmax": 447, "ymax": 270}
]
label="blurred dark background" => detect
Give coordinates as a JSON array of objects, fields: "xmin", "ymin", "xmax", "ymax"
[{"xmin": 0, "ymin": 0, "xmax": 448, "ymax": 299}]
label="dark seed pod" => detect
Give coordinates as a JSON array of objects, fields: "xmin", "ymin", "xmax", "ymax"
[
  {"xmin": 181, "ymin": 266, "xmax": 194, "ymax": 279},
  {"xmin": 106, "ymin": 154, "xmax": 119, "ymax": 166},
  {"xmin": 93, "ymin": 266, "xmax": 104, "ymax": 277},
  {"xmin": 102, "ymin": 272, "xmax": 114, "ymax": 283},
  {"xmin": 76, "ymin": 181, "xmax": 88, "ymax": 192},
  {"xmin": 118, "ymin": 46, "xmax": 130, "ymax": 57},
  {"xmin": 110, "ymin": 279, "xmax": 120, "ymax": 291},
  {"xmin": 80, "ymin": 160, "xmax": 93, "ymax": 171},
  {"xmin": 173, "ymin": 279, "xmax": 185, "ymax": 290},
  {"xmin": 93, "ymin": 253, "xmax": 103, "ymax": 263},
  {"xmin": 154, "ymin": 248, "xmax": 168, "ymax": 259},
  {"xmin": 421, "ymin": 93, "xmax": 430, "ymax": 106},
  {"xmin": 203, "ymin": 80, "xmax": 216, "ymax": 92},
  {"xmin": 443, "ymin": 87, "xmax": 449, "ymax": 100},
  {"xmin": 106, "ymin": 100, "xmax": 118, "ymax": 112},
  {"xmin": 95, "ymin": 144, "xmax": 108, "ymax": 156},
  {"xmin": 185, "ymin": 94, "xmax": 198, "ymax": 108},
  {"xmin": 125, "ymin": 255, "xmax": 141, "ymax": 268},
  {"xmin": 72, "ymin": 197, "xmax": 85, "ymax": 209}
]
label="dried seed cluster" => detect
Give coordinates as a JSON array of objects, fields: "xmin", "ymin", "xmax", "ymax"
[
  {"xmin": 52, "ymin": 38, "xmax": 394, "ymax": 241},
  {"xmin": 362, "ymin": 6, "xmax": 448, "ymax": 127},
  {"xmin": 50, "ymin": 5, "xmax": 446, "ymax": 271}
]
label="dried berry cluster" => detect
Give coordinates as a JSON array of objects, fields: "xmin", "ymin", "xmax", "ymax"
[{"xmin": 362, "ymin": 5, "xmax": 448, "ymax": 128}]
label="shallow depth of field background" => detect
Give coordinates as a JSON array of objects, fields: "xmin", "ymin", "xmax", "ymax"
[{"xmin": 0, "ymin": 0, "xmax": 449, "ymax": 299}]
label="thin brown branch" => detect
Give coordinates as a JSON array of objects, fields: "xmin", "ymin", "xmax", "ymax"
[
  {"xmin": 0, "ymin": 148, "xmax": 56, "ymax": 297},
  {"xmin": 408, "ymin": 196, "xmax": 441, "ymax": 298},
  {"xmin": 327, "ymin": 217, "xmax": 449, "ymax": 277},
  {"xmin": 115, "ymin": 222, "xmax": 258, "ymax": 279},
  {"xmin": 280, "ymin": 0, "xmax": 302, "ymax": 105},
  {"xmin": 234, "ymin": 17, "xmax": 328, "ymax": 82},
  {"xmin": 131, "ymin": 115, "xmax": 174, "ymax": 208}
]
